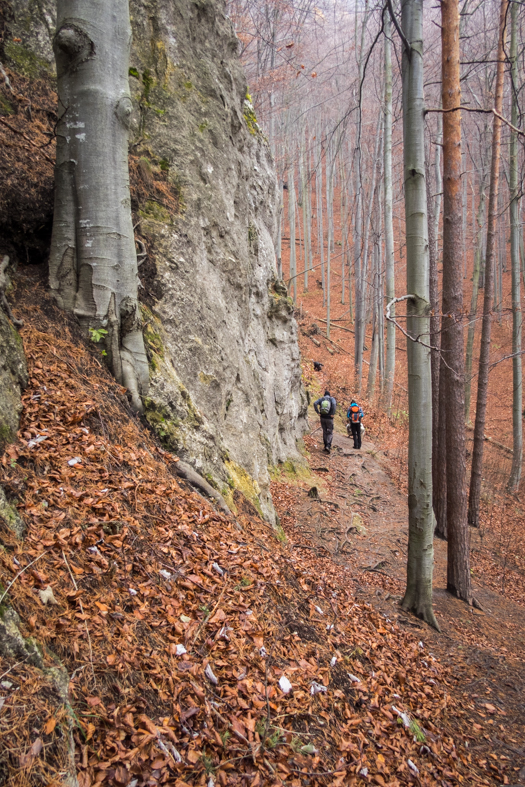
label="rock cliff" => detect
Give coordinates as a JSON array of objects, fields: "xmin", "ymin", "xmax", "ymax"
[{"xmin": 3, "ymin": 0, "xmax": 308, "ymax": 522}]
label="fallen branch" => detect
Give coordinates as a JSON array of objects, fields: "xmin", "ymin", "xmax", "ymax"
[{"xmin": 465, "ymin": 424, "xmax": 512, "ymax": 456}]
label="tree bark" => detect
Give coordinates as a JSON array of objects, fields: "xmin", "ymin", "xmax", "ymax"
[
  {"xmin": 441, "ymin": 0, "xmax": 471, "ymax": 601},
  {"xmin": 382, "ymin": 12, "xmax": 396, "ymax": 413},
  {"xmin": 464, "ymin": 174, "xmax": 486, "ymax": 423},
  {"xmin": 398, "ymin": 0, "xmax": 439, "ymax": 629},
  {"xmin": 289, "ymin": 163, "xmax": 297, "ymax": 303},
  {"xmin": 508, "ymin": 0, "xmax": 522, "ymax": 492},
  {"xmin": 468, "ymin": 0, "xmax": 508, "ymax": 527},
  {"xmin": 427, "ymin": 164, "xmax": 442, "ymax": 537},
  {"xmin": 50, "ymin": 0, "xmax": 148, "ymax": 412}
]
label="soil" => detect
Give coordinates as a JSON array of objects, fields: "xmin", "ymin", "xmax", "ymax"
[{"xmin": 273, "ymin": 419, "xmax": 525, "ymax": 786}]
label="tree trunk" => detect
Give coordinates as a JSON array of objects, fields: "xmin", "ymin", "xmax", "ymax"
[
  {"xmin": 441, "ymin": 0, "xmax": 471, "ymax": 602},
  {"xmin": 508, "ymin": 0, "xmax": 522, "ymax": 492},
  {"xmin": 398, "ymin": 0, "xmax": 439, "ymax": 629},
  {"xmin": 464, "ymin": 177, "xmax": 486, "ymax": 423},
  {"xmin": 468, "ymin": 0, "xmax": 507, "ymax": 527},
  {"xmin": 289, "ymin": 164, "xmax": 297, "ymax": 303},
  {"xmin": 427, "ymin": 164, "xmax": 442, "ymax": 537},
  {"xmin": 50, "ymin": 0, "xmax": 148, "ymax": 412},
  {"xmin": 382, "ymin": 12, "xmax": 395, "ymax": 413}
]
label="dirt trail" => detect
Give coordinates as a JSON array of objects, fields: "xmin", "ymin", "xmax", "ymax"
[{"xmin": 275, "ymin": 419, "xmax": 525, "ymax": 785}]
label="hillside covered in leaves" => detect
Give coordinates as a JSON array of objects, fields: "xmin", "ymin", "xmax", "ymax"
[{"xmin": 0, "ymin": 276, "xmax": 492, "ymax": 787}]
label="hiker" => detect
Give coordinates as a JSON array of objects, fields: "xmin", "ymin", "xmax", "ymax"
[
  {"xmin": 314, "ymin": 389, "xmax": 336, "ymax": 453},
  {"xmin": 347, "ymin": 399, "xmax": 364, "ymax": 449}
]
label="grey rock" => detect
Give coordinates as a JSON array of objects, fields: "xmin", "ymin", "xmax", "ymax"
[
  {"xmin": 0, "ymin": 486, "xmax": 25, "ymax": 539},
  {"xmin": 0, "ymin": 308, "xmax": 28, "ymax": 450},
  {"xmin": 128, "ymin": 0, "xmax": 308, "ymax": 521}
]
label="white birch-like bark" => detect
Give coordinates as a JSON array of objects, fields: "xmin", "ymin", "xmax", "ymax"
[
  {"xmin": 399, "ymin": 0, "xmax": 438, "ymax": 629},
  {"xmin": 50, "ymin": 0, "xmax": 148, "ymax": 412}
]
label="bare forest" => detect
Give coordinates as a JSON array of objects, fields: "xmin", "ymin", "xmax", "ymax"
[{"xmin": 1, "ymin": 0, "xmax": 525, "ymax": 784}]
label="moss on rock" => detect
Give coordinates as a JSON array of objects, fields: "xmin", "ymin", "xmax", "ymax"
[{"xmin": 225, "ymin": 459, "xmax": 263, "ymax": 517}]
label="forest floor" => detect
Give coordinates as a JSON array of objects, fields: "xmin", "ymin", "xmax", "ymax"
[
  {"xmin": 272, "ymin": 420, "xmax": 525, "ymax": 786},
  {"xmin": 263, "ymin": 279, "xmax": 525, "ymax": 785}
]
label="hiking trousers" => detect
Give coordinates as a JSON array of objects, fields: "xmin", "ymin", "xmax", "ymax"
[
  {"xmin": 350, "ymin": 421, "xmax": 361, "ymax": 449},
  {"xmin": 320, "ymin": 416, "xmax": 334, "ymax": 450}
]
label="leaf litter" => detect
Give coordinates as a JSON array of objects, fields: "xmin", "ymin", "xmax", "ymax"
[{"xmin": 0, "ymin": 304, "xmax": 503, "ymax": 786}]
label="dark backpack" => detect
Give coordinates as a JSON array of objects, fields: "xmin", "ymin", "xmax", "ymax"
[
  {"xmin": 350, "ymin": 404, "xmax": 361, "ymax": 423},
  {"xmin": 320, "ymin": 397, "xmax": 331, "ymax": 416}
]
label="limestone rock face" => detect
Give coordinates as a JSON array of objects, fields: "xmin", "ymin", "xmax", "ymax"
[
  {"xmin": 5, "ymin": 0, "xmax": 308, "ymax": 522},
  {"xmin": 128, "ymin": 0, "xmax": 308, "ymax": 520},
  {"xmin": 0, "ymin": 310, "xmax": 27, "ymax": 451}
]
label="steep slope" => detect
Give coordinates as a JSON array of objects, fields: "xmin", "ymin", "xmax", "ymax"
[
  {"xmin": 0, "ymin": 280, "xmax": 478, "ymax": 787},
  {"xmin": 2, "ymin": 0, "xmax": 307, "ymax": 523}
]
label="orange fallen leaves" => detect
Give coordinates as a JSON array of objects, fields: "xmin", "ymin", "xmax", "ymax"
[{"xmin": 0, "ymin": 315, "xmax": 499, "ymax": 786}]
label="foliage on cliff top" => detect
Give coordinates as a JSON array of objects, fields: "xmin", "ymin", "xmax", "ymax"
[{"xmin": 0, "ymin": 285, "xmax": 483, "ymax": 786}]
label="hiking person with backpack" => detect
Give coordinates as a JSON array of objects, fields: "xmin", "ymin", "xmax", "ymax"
[
  {"xmin": 314, "ymin": 390, "xmax": 337, "ymax": 453},
  {"xmin": 347, "ymin": 400, "xmax": 364, "ymax": 449}
]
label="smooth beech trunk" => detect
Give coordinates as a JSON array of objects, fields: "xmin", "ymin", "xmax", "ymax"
[
  {"xmin": 399, "ymin": 0, "xmax": 438, "ymax": 629},
  {"xmin": 427, "ymin": 166, "xmax": 442, "ymax": 536},
  {"xmin": 464, "ymin": 176, "xmax": 487, "ymax": 423},
  {"xmin": 508, "ymin": 0, "xmax": 522, "ymax": 492},
  {"xmin": 441, "ymin": 0, "xmax": 471, "ymax": 601},
  {"xmin": 468, "ymin": 0, "xmax": 507, "ymax": 527},
  {"xmin": 50, "ymin": 0, "xmax": 148, "ymax": 412},
  {"xmin": 382, "ymin": 12, "xmax": 395, "ymax": 413}
]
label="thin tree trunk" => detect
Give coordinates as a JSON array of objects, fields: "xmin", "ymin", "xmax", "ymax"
[
  {"xmin": 508, "ymin": 0, "xmax": 522, "ymax": 492},
  {"xmin": 277, "ymin": 198, "xmax": 283, "ymax": 279},
  {"xmin": 358, "ymin": 112, "xmax": 382, "ymax": 392},
  {"xmin": 318, "ymin": 135, "xmax": 325, "ymax": 302},
  {"xmin": 326, "ymin": 138, "xmax": 332, "ymax": 338},
  {"xmin": 289, "ymin": 165, "xmax": 297, "ymax": 303},
  {"xmin": 398, "ymin": 0, "xmax": 439, "ymax": 629},
  {"xmin": 464, "ymin": 175, "xmax": 487, "ymax": 422},
  {"xmin": 468, "ymin": 0, "xmax": 508, "ymax": 528},
  {"xmin": 427, "ymin": 165, "xmax": 443, "ymax": 537},
  {"xmin": 50, "ymin": 0, "xmax": 148, "ymax": 412},
  {"xmin": 382, "ymin": 12, "xmax": 395, "ymax": 412},
  {"xmin": 433, "ymin": 112, "xmax": 443, "ymax": 257},
  {"xmin": 354, "ymin": 1, "xmax": 368, "ymax": 384},
  {"xmin": 441, "ymin": 0, "xmax": 471, "ymax": 601}
]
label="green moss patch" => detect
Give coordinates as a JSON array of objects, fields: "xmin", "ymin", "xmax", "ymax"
[
  {"xmin": 225, "ymin": 459, "xmax": 263, "ymax": 517},
  {"xmin": 139, "ymin": 199, "xmax": 171, "ymax": 223},
  {"xmin": 140, "ymin": 305, "xmax": 164, "ymax": 373},
  {"xmin": 4, "ymin": 42, "xmax": 51, "ymax": 78}
]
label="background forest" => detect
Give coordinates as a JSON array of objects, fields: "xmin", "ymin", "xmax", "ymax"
[
  {"xmin": 0, "ymin": 0, "xmax": 524, "ymax": 785},
  {"xmin": 228, "ymin": 0, "xmax": 525, "ymax": 612}
]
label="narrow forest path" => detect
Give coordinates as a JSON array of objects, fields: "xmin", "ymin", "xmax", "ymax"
[{"xmin": 273, "ymin": 418, "xmax": 525, "ymax": 786}]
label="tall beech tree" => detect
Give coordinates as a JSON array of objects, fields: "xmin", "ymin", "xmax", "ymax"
[
  {"xmin": 440, "ymin": 0, "xmax": 471, "ymax": 602},
  {"xmin": 382, "ymin": 11, "xmax": 395, "ymax": 413},
  {"xmin": 468, "ymin": 0, "xmax": 507, "ymax": 528},
  {"xmin": 508, "ymin": 0, "xmax": 522, "ymax": 493},
  {"xmin": 397, "ymin": 0, "xmax": 439, "ymax": 629},
  {"xmin": 49, "ymin": 0, "xmax": 148, "ymax": 412}
]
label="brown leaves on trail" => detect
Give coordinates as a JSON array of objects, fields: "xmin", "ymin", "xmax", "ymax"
[{"xmin": 0, "ymin": 315, "xmax": 488, "ymax": 786}]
